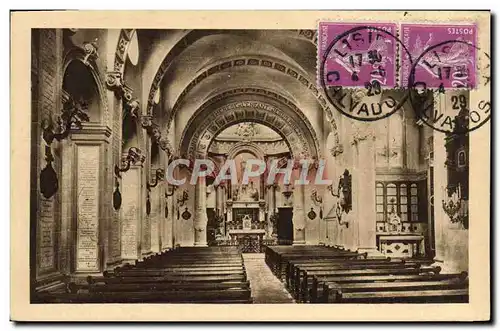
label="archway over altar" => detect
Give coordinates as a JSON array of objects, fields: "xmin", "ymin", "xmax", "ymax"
[{"xmin": 178, "ymin": 92, "xmax": 322, "ymax": 247}]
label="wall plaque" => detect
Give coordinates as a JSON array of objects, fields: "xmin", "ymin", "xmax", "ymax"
[
  {"xmin": 121, "ymin": 168, "xmax": 140, "ymax": 260},
  {"xmin": 150, "ymin": 189, "xmax": 160, "ymax": 252},
  {"xmin": 76, "ymin": 145, "xmax": 100, "ymax": 272},
  {"xmin": 109, "ymin": 212, "xmax": 121, "ymax": 261},
  {"xmin": 38, "ymin": 197, "xmax": 56, "ymax": 272}
]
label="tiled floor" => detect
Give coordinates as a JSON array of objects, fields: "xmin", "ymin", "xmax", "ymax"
[{"xmin": 243, "ymin": 253, "xmax": 295, "ymax": 303}]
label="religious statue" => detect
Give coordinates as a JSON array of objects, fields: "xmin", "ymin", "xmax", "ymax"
[
  {"xmin": 235, "ymin": 122, "xmax": 258, "ymax": 140},
  {"xmin": 238, "ymin": 181, "xmax": 259, "ymax": 201},
  {"xmin": 242, "ymin": 214, "xmax": 252, "ymax": 230},
  {"xmin": 385, "ymin": 198, "xmax": 402, "ymax": 233}
]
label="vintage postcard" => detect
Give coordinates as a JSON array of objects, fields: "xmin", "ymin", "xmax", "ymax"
[{"xmin": 10, "ymin": 10, "xmax": 491, "ymax": 322}]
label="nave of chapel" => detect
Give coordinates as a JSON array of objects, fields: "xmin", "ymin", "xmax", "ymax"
[{"xmin": 30, "ymin": 29, "xmax": 469, "ymax": 303}]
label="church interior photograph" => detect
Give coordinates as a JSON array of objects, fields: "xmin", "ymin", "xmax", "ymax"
[{"xmin": 30, "ymin": 28, "xmax": 470, "ymax": 304}]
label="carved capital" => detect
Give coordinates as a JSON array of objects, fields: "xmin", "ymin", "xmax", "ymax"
[
  {"xmin": 121, "ymin": 148, "xmax": 145, "ymax": 167},
  {"xmin": 140, "ymin": 115, "xmax": 153, "ymax": 129},
  {"xmin": 82, "ymin": 38, "xmax": 99, "ymax": 66},
  {"xmin": 351, "ymin": 124, "xmax": 375, "ymax": 146},
  {"xmin": 106, "ymin": 71, "xmax": 123, "ymax": 91},
  {"xmin": 125, "ymin": 99, "xmax": 140, "ymax": 118},
  {"xmin": 122, "ymin": 85, "xmax": 134, "ymax": 102},
  {"xmin": 331, "ymin": 143, "xmax": 344, "ymax": 157},
  {"xmin": 159, "ymin": 137, "xmax": 173, "ymax": 154}
]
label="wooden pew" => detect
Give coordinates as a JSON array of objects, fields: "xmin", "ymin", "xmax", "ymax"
[
  {"xmin": 289, "ymin": 261, "xmax": 422, "ymax": 299},
  {"xmin": 90, "ymin": 274, "xmax": 247, "ymax": 284},
  {"xmin": 35, "ymin": 288, "xmax": 253, "ymax": 303},
  {"xmin": 285, "ymin": 258, "xmax": 399, "ymax": 291},
  {"xmin": 297, "ymin": 266, "xmax": 441, "ymax": 302},
  {"xmin": 331, "ymin": 289, "xmax": 468, "ymax": 303},
  {"xmin": 112, "ymin": 268, "xmax": 246, "ymax": 277},
  {"xmin": 264, "ymin": 245, "xmax": 366, "ymax": 280},
  {"xmin": 34, "ymin": 246, "xmax": 252, "ymax": 304},
  {"xmin": 311, "ymin": 272, "xmax": 468, "ymax": 303}
]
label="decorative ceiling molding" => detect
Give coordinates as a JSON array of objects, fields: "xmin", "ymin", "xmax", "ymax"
[
  {"xmin": 113, "ymin": 29, "xmax": 136, "ymax": 74},
  {"xmin": 143, "ymin": 30, "xmax": 340, "ymax": 138},
  {"xmin": 296, "ymin": 29, "xmax": 318, "ymax": 44},
  {"xmin": 226, "ymin": 141, "xmax": 266, "ymax": 161},
  {"xmin": 177, "ymin": 88, "xmax": 322, "ymax": 158},
  {"xmin": 164, "ymin": 56, "xmax": 339, "ymax": 138},
  {"xmin": 180, "ymin": 100, "xmax": 320, "ymax": 160},
  {"xmin": 209, "ymin": 139, "xmax": 289, "ymax": 156},
  {"xmin": 145, "ymin": 30, "xmax": 318, "ymax": 116}
]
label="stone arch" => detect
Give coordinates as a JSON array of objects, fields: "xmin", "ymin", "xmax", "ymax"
[
  {"xmin": 63, "ymin": 47, "xmax": 108, "ymax": 125},
  {"xmin": 146, "ymin": 29, "xmax": 317, "ymax": 114},
  {"xmin": 167, "ymin": 56, "xmax": 327, "ymax": 120},
  {"xmin": 145, "ymin": 30, "xmax": 339, "ymax": 149},
  {"xmin": 177, "ymin": 88, "xmax": 321, "ymax": 159},
  {"xmin": 110, "ymin": 29, "xmax": 149, "ymax": 160},
  {"xmin": 226, "ymin": 142, "xmax": 267, "ymax": 161},
  {"xmin": 162, "ymin": 56, "xmax": 341, "ymax": 150},
  {"xmin": 180, "ymin": 98, "xmax": 320, "ymax": 161},
  {"xmin": 112, "ymin": 29, "xmax": 137, "ymax": 74}
]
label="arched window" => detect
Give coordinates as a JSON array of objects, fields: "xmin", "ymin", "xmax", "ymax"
[{"xmin": 375, "ymin": 181, "xmax": 426, "ymax": 223}]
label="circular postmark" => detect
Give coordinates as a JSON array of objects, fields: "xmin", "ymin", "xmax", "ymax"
[
  {"xmin": 319, "ymin": 25, "xmax": 413, "ymax": 122},
  {"xmin": 408, "ymin": 39, "xmax": 491, "ymax": 134}
]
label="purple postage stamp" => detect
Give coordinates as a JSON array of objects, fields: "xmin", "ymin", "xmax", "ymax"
[
  {"xmin": 318, "ymin": 22, "xmax": 398, "ymax": 88},
  {"xmin": 401, "ymin": 24, "xmax": 477, "ymax": 89}
]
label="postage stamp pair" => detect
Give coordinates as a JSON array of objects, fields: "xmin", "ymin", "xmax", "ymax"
[
  {"xmin": 318, "ymin": 22, "xmax": 478, "ymax": 89},
  {"xmin": 317, "ymin": 22, "xmax": 490, "ymax": 135}
]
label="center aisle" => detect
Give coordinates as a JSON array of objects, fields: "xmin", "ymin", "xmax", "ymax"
[{"xmin": 242, "ymin": 253, "xmax": 295, "ymax": 303}]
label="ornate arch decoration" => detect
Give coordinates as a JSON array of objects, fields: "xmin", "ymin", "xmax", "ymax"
[
  {"xmin": 146, "ymin": 29, "xmax": 317, "ymax": 115},
  {"xmin": 145, "ymin": 30, "xmax": 339, "ymax": 145},
  {"xmin": 180, "ymin": 96, "xmax": 320, "ymax": 161},
  {"xmin": 226, "ymin": 142, "xmax": 267, "ymax": 161},
  {"xmin": 180, "ymin": 90, "xmax": 321, "ymax": 159},
  {"xmin": 296, "ymin": 29, "xmax": 318, "ymax": 44},
  {"xmin": 62, "ymin": 47, "xmax": 108, "ymax": 125},
  {"xmin": 162, "ymin": 57, "xmax": 340, "ymax": 151},
  {"xmin": 112, "ymin": 29, "xmax": 136, "ymax": 74}
]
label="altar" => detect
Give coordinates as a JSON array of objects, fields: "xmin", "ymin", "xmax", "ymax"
[
  {"xmin": 375, "ymin": 203, "xmax": 426, "ymax": 258},
  {"xmin": 209, "ymin": 158, "xmax": 279, "ymax": 248},
  {"xmin": 226, "ymin": 211, "xmax": 267, "ymax": 253},
  {"xmin": 228, "ymin": 228, "xmax": 266, "ymax": 253},
  {"xmin": 377, "ymin": 233, "xmax": 425, "ymax": 258}
]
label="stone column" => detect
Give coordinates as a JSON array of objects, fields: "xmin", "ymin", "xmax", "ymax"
[
  {"xmin": 292, "ymin": 167, "xmax": 306, "ymax": 245},
  {"xmin": 71, "ymin": 125, "xmax": 112, "ymax": 273},
  {"xmin": 193, "ymin": 176, "xmax": 208, "ymax": 246},
  {"xmin": 266, "ymin": 184, "xmax": 275, "ymax": 237},
  {"xmin": 214, "ymin": 185, "xmax": 224, "ymax": 237},
  {"xmin": 431, "ymin": 92, "xmax": 470, "ymax": 273},
  {"xmin": 226, "ymin": 200, "xmax": 233, "ymax": 231},
  {"xmin": 351, "ymin": 126, "xmax": 379, "ymax": 256},
  {"xmin": 163, "ymin": 187, "xmax": 174, "ymax": 250},
  {"xmin": 121, "ymin": 160, "xmax": 143, "ymax": 262},
  {"xmin": 149, "ymin": 169, "xmax": 161, "ymax": 253}
]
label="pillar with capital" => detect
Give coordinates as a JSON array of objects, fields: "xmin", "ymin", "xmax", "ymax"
[
  {"xmin": 351, "ymin": 124, "xmax": 380, "ymax": 256},
  {"xmin": 292, "ymin": 164, "xmax": 306, "ymax": 245},
  {"xmin": 266, "ymin": 184, "xmax": 277, "ymax": 238},
  {"xmin": 432, "ymin": 91, "xmax": 470, "ymax": 273},
  {"xmin": 193, "ymin": 176, "xmax": 208, "ymax": 246}
]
